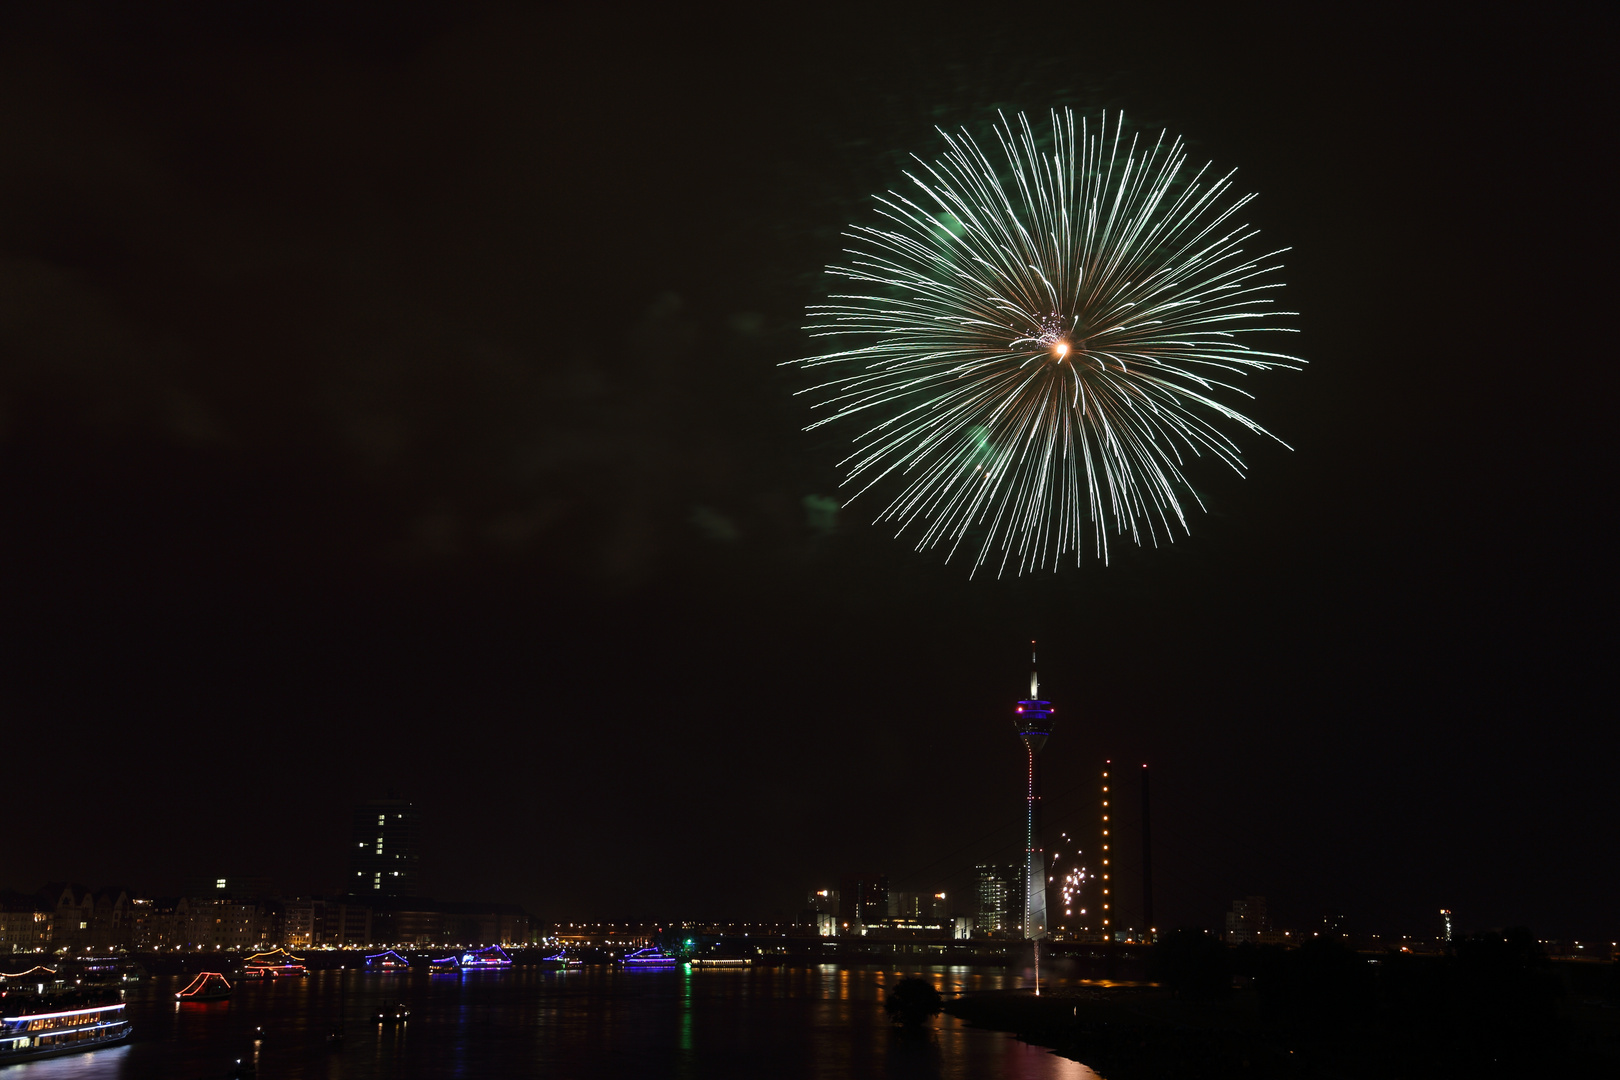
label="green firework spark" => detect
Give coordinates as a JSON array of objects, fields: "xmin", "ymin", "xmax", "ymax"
[{"xmin": 794, "ymin": 109, "xmax": 1302, "ymax": 576}]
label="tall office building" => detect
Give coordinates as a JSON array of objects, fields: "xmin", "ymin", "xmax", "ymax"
[
  {"xmin": 349, "ymin": 797, "xmax": 420, "ymax": 897},
  {"xmin": 974, "ymin": 864, "xmax": 1021, "ymax": 936},
  {"xmin": 1014, "ymin": 643, "xmax": 1053, "ymax": 940},
  {"xmin": 837, "ymin": 873, "xmax": 889, "ymax": 929},
  {"xmin": 1224, "ymin": 896, "xmax": 1268, "ymax": 944}
]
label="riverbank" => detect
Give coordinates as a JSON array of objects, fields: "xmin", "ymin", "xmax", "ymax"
[
  {"xmin": 945, "ymin": 986, "xmax": 1300, "ymax": 1079},
  {"xmin": 944, "ymin": 971, "xmax": 1620, "ymax": 1079}
]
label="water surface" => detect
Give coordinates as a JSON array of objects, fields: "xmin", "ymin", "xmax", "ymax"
[{"xmin": 3, "ymin": 966, "xmax": 1100, "ymax": 1079}]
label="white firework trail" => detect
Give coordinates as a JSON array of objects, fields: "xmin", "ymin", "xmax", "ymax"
[{"xmin": 793, "ymin": 109, "xmax": 1302, "ymax": 576}]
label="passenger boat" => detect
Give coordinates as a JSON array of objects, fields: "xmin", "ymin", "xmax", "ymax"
[
  {"xmin": 241, "ymin": 948, "xmax": 307, "ymax": 978},
  {"xmin": 538, "ymin": 950, "xmax": 581, "ymax": 968},
  {"xmin": 622, "ymin": 947, "xmax": 680, "ymax": 967},
  {"xmin": 459, "ymin": 945, "xmax": 512, "ymax": 970},
  {"xmin": 364, "ymin": 950, "xmax": 410, "ymax": 971},
  {"xmin": 428, "ymin": 944, "xmax": 513, "ymax": 973},
  {"xmin": 61, "ymin": 957, "xmax": 146, "ymax": 988},
  {"xmin": 689, "ymin": 956, "xmax": 752, "ymax": 967},
  {"xmin": 176, "ymin": 972, "xmax": 233, "ymax": 1001},
  {"xmin": 0, "ymin": 966, "xmax": 58, "ymax": 991},
  {"xmin": 0, "ymin": 999, "xmax": 131, "ymax": 1063}
]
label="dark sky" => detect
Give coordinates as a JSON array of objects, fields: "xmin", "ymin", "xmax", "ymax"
[{"xmin": 2, "ymin": 3, "xmax": 1612, "ymax": 940}]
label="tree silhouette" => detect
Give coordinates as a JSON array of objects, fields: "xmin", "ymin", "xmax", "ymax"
[{"xmin": 885, "ymin": 976, "xmax": 943, "ymax": 1027}]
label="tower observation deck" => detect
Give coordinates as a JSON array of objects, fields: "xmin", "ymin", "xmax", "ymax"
[{"xmin": 1015, "ymin": 641, "xmax": 1053, "ymax": 940}]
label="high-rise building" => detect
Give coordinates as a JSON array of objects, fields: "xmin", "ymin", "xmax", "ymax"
[
  {"xmin": 975, "ymin": 864, "xmax": 1021, "ymax": 936},
  {"xmin": 1224, "ymin": 896, "xmax": 1268, "ymax": 943},
  {"xmin": 1014, "ymin": 643, "xmax": 1053, "ymax": 940},
  {"xmin": 804, "ymin": 889, "xmax": 840, "ymax": 937},
  {"xmin": 350, "ymin": 797, "xmax": 421, "ymax": 897},
  {"xmin": 836, "ymin": 874, "xmax": 888, "ymax": 930}
]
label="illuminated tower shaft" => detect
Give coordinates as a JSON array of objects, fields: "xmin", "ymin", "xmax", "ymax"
[
  {"xmin": 1015, "ymin": 643, "xmax": 1053, "ymax": 940},
  {"xmin": 1101, "ymin": 762, "xmax": 1111, "ymax": 939}
]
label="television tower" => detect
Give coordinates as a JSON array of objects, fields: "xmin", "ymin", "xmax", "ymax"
[{"xmin": 1015, "ymin": 641, "xmax": 1053, "ymax": 940}]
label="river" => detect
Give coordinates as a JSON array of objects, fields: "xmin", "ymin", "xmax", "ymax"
[{"xmin": 4, "ymin": 966, "xmax": 1103, "ymax": 1079}]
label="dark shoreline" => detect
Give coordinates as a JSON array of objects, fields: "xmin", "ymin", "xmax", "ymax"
[
  {"xmin": 944, "ymin": 961, "xmax": 1620, "ymax": 1080},
  {"xmin": 945, "ymin": 986, "xmax": 1300, "ymax": 1079}
]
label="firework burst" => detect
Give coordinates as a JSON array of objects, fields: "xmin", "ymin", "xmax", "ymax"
[{"xmin": 794, "ymin": 109, "xmax": 1301, "ymax": 575}]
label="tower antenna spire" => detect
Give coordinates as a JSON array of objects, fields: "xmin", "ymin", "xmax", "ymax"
[{"xmin": 1030, "ymin": 639, "xmax": 1039, "ymax": 699}]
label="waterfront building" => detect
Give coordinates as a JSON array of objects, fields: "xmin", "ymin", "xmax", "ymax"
[
  {"xmin": 0, "ymin": 893, "xmax": 51, "ymax": 953},
  {"xmin": 371, "ymin": 903, "xmax": 439, "ymax": 946},
  {"xmin": 186, "ymin": 876, "xmax": 273, "ymax": 903},
  {"xmin": 127, "ymin": 897, "xmax": 193, "ymax": 950},
  {"xmin": 974, "ymin": 864, "xmax": 1021, "ymax": 936},
  {"xmin": 439, "ymin": 902, "xmax": 532, "ymax": 946},
  {"xmin": 805, "ymin": 889, "xmax": 839, "ymax": 915},
  {"xmin": 887, "ymin": 891, "xmax": 950, "ymax": 920},
  {"xmin": 1224, "ymin": 896, "xmax": 1268, "ymax": 943},
  {"xmin": 172, "ymin": 898, "xmax": 275, "ymax": 950},
  {"xmin": 802, "ymin": 889, "xmax": 839, "ymax": 936},
  {"xmin": 350, "ymin": 797, "xmax": 421, "ymax": 897},
  {"xmin": 40, "ymin": 886, "xmax": 130, "ymax": 951},
  {"xmin": 283, "ymin": 898, "xmax": 372, "ymax": 947},
  {"xmin": 837, "ymin": 874, "xmax": 888, "ymax": 931}
]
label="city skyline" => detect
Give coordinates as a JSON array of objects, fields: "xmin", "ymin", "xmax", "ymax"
[{"xmin": 0, "ymin": 5, "xmax": 1611, "ymax": 944}]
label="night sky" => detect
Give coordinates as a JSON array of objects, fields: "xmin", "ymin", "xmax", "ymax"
[{"xmin": 2, "ymin": 4, "xmax": 1612, "ymax": 940}]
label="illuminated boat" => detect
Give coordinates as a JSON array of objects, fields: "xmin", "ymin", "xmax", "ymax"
[
  {"xmin": 374, "ymin": 1003, "xmax": 410, "ymax": 1024},
  {"xmin": 176, "ymin": 972, "xmax": 233, "ymax": 1001},
  {"xmin": 241, "ymin": 948, "xmax": 307, "ymax": 978},
  {"xmin": 459, "ymin": 945, "xmax": 512, "ymax": 969},
  {"xmin": 364, "ymin": 950, "xmax": 410, "ymax": 971},
  {"xmin": 538, "ymin": 950, "xmax": 581, "ymax": 968},
  {"xmin": 428, "ymin": 945, "xmax": 513, "ymax": 973},
  {"xmin": 689, "ymin": 957, "xmax": 751, "ymax": 967},
  {"xmin": 0, "ymin": 1000, "xmax": 131, "ymax": 1063},
  {"xmin": 0, "ymin": 966, "xmax": 58, "ymax": 990},
  {"xmin": 622, "ymin": 947, "xmax": 680, "ymax": 968},
  {"xmin": 63, "ymin": 957, "xmax": 145, "ymax": 987}
]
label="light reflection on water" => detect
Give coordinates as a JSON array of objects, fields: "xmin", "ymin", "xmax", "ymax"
[{"xmin": 6, "ymin": 967, "xmax": 1101, "ymax": 1079}]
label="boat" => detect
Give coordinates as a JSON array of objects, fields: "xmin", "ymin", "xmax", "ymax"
[
  {"xmin": 428, "ymin": 944, "xmax": 514, "ymax": 973},
  {"xmin": 0, "ymin": 966, "xmax": 59, "ymax": 992},
  {"xmin": 374, "ymin": 1003, "xmax": 410, "ymax": 1024},
  {"xmin": 176, "ymin": 972, "xmax": 233, "ymax": 1001},
  {"xmin": 690, "ymin": 956, "xmax": 752, "ymax": 967},
  {"xmin": 622, "ymin": 947, "xmax": 680, "ymax": 968},
  {"xmin": 0, "ymin": 998, "xmax": 131, "ymax": 1063},
  {"xmin": 61, "ymin": 957, "xmax": 146, "ymax": 988},
  {"xmin": 459, "ymin": 945, "xmax": 512, "ymax": 970},
  {"xmin": 364, "ymin": 950, "xmax": 410, "ymax": 971},
  {"xmin": 241, "ymin": 948, "xmax": 306, "ymax": 978},
  {"xmin": 538, "ymin": 950, "xmax": 582, "ymax": 969}
]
